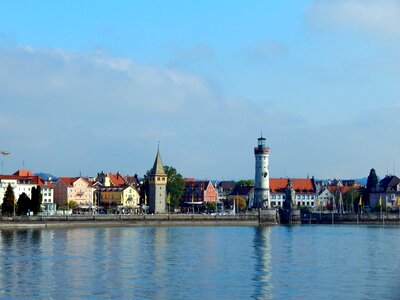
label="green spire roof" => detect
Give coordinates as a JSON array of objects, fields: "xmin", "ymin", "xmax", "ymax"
[{"xmin": 151, "ymin": 148, "xmax": 166, "ymax": 175}]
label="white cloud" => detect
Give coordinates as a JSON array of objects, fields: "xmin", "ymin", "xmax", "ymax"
[
  {"xmin": 307, "ymin": 0, "xmax": 400, "ymax": 37},
  {"xmin": 0, "ymin": 44, "xmax": 292, "ymax": 178}
]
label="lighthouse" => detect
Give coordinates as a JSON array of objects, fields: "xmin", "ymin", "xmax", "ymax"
[{"xmin": 254, "ymin": 135, "xmax": 270, "ymax": 209}]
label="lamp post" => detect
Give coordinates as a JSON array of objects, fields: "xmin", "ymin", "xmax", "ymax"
[{"xmin": 1, "ymin": 151, "xmax": 11, "ymax": 174}]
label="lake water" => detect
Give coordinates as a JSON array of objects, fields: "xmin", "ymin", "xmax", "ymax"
[{"xmin": 0, "ymin": 225, "xmax": 399, "ymax": 299}]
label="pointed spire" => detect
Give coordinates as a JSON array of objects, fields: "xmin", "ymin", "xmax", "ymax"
[{"xmin": 151, "ymin": 147, "xmax": 166, "ymax": 175}]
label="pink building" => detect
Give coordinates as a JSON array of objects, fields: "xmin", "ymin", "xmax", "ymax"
[
  {"xmin": 181, "ymin": 180, "xmax": 218, "ymax": 204},
  {"xmin": 54, "ymin": 177, "xmax": 94, "ymax": 208}
]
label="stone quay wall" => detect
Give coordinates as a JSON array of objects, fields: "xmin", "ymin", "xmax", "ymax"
[
  {"xmin": 0, "ymin": 214, "xmax": 262, "ymax": 228},
  {"xmin": 302, "ymin": 212, "xmax": 400, "ymax": 225}
]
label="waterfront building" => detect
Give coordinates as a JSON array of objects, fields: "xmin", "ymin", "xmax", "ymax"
[
  {"xmin": 253, "ymin": 136, "xmax": 270, "ymax": 209},
  {"xmin": 216, "ymin": 181, "xmax": 235, "ymax": 203},
  {"xmin": 269, "ymin": 178, "xmax": 317, "ymax": 208},
  {"xmin": 0, "ymin": 170, "xmax": 55, "ymax": 212},
  {"xmin": 148, "ymin": 148, "xmax": 167, "ymax": 213},
  {"xmin": 96, "ymin": 172, "xmax": 126, "ymax": 187},
  {"xmin": 318, "ymin": 188, "xmax": 334, "ymax": 208},
  {"xmin": 369, "ymin": 175, "xmax": 400, "ymax": 208},
  {"xmin": 54, "ymin": 177, "xmax": 94, "ymax": 208},
  {"xmin": 181, "ymin": 179, "xmax": 218, "ymax": 205},
  {"xmin": 99, "ymin": 185, "xmax": 140, "ymax": 209}
]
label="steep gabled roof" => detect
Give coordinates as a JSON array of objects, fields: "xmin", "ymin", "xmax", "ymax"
[
  {"xmin": 379, "ymin": 175, "xmax": 400, "ymax": 192},
  {"xmin": 151, "ymin": 149, "xmax": 166, "ymax": 176},
  {"xmin": 108, "ymin": 173, "xmax": 126, "ymax": 186}
]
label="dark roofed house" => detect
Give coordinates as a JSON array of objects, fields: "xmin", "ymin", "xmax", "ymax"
[
  {"xmin": 369, "ymin": 175, "xmax": 400, "ymax": 208},
  {"xmin": 216, "ymin": 181, "xmax": 236, "ymax": 202},
  {"xmin": 181, "ymin": 179, "xmax": 218, "ymax": 205}
]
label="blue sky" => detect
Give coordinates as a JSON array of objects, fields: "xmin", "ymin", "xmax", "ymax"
[{"xmin": 1, "ymin": 0, "xmax": 399, "ymax": 180}]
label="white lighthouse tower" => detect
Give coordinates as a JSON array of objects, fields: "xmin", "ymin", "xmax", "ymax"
[{"xmin": 254, "ymin": 135, "xmax": 270, "ymax": 209}]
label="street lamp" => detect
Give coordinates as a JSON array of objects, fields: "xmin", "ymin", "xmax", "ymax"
[{"xmin": 1, "ymin": 151, "xmax": 11, "ymax": 174}]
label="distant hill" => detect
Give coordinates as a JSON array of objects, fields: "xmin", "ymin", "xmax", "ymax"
[{"xmin": 35, "ymin": 172, "xmax": 57, "ymax": 181}]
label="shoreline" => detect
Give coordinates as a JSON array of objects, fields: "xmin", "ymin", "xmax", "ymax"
[
  {"xmin": 0, "ymin": 219, "xmax": 260, "ymax": 229},
  {"xmin": 1, "ymin": 219, "xmax": 400, "ymax": 229}
]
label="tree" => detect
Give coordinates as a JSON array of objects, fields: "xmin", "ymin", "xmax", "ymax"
[
  {"xmin": 17, "ymin": 193, "xmax": 30, "ymax": 215},
  {"xmin": 164, "ymin": 166, "xmax": 185, "ymax": 210},
  {"xmin": 343, "ymin": 188, "xmax": 360, "ymax": 213},
  {"xmin": 205, "ymin": 202, "xmax": 216, "ymax": 212},
  {"xmin": 235, "ymin": 180, "xmax": 254, "ymax": 187},
  {"xmin": 59, "ymin": 200, "xmax": 78, "ymax": 211},
  {"xmin": 231, "ymin": 196, "xmax": 247, "ymax": 212},
  {"xmin": 366, "ymin": 168, "xmax": 378, "ymax": 191},
  {"xmin": 30, "ymin": 186, "xmax": 42, "ymax": 214},
  {"xmin": 1, "ymin": 183, "xmax": 15, "ymax": 216}
]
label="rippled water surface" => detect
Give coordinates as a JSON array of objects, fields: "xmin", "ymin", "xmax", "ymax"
[{"xmin": 0, "ymin": 225, "xmax": 399, "ymax": 299}]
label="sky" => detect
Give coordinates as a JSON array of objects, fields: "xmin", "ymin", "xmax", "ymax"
[{"xmin": 0, "ymin": 0, "xmax": 399, "ymax": 180}]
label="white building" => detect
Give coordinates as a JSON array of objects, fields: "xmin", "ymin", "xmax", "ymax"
[
  {"xmin": 0, "ymin": 170, "xmax": 55, "ymax": 212},
  {"xmin": 269, "ymin": 178, "xmax": 318, "ymax": 208}
]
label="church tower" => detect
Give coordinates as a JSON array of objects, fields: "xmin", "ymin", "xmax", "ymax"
[
  {"xmin": 254, "ymin": 135, "xmax": 270, "ymax": 209},
  {"xmin": 149, "ymin": 147, "xmax": 167, "ymax": 213}
]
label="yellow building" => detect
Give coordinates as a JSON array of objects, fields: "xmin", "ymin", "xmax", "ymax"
[{"xmin": 100, "ymin": 186, "xmax": 140, "ymax": 208}]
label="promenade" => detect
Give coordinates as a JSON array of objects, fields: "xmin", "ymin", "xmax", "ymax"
[
  {"xmin": 2, "ymin": 211, "xmax": 400, "ymax": 228},
  {"xmin": 0, "ymin": 214, "xmax": 260, "ymax": 228}
]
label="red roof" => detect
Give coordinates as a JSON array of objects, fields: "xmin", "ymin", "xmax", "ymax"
[
  {"xmin": 59, "ymin": 177, "xmax": 80, "ymax": 186},
  {"xmin": 108, "ymin": 173, "xmax": 126, "ymax": 186},
  {"xmin": 270, "ymin": 178, "xmax": 316, "ymax": 194},
  {"xmin": 13, "ymin": 170, "xmax": 35, "ymax": 176},
  {"xmin": 327, "ymin": 186, "xmax": 353, "ymax": 194},
  {"xmin": 0, "ymin": 174, "xmax": 43, "ymax": 185}
]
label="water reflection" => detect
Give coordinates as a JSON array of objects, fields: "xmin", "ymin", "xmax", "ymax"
[
  {"xmin": 252, "ymin": 227, "xmax": 272, "ymax": 299},
  {"xmin": 0, "ymin": 226, "xmax": 399, "ymax": 299}
]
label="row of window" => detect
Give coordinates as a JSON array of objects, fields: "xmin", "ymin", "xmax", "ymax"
[
  {"xmin": 270, "ymin": 201, "xmax": 315, "ymax": 207},
  {"xmin": 271, "ymin": 194, "xmax": 315, "ymax": 200}
]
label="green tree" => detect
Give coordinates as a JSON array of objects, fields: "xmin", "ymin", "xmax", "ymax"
[
  {"xmin": 30, "ymin": 186, "xmax": 42, "ymax": 214},
  {"xmin": 205, "ymin": 202, "xmax": 216, "ymax": 212},
  {"xmin": 1, "ymin": 183, "xmax": 15, "ymax": 216},
  {"xmin": 141, "ymin": 170, "xmax": 151, "ymax": 205},
  {"xmin": 235, "ymin": 180, "xmax": 254, "ymax": 187},
  {"xmin": 59, "ymin": 200, "xmax": 78, "ymax": 211},
  {"xmin": 343, "ymin": 188, "xmax": 360, "ymax": 212},
  {"xmin": 366, "ymin": 168, "xmax": 378, "ymax": 191},
  {"xmin": 17, "ymin": 192, "xmax": 30, "ymax": 215},
  {"xmin": 164, "ymin": 166, "xmax": 185, "ymax": 210}
]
